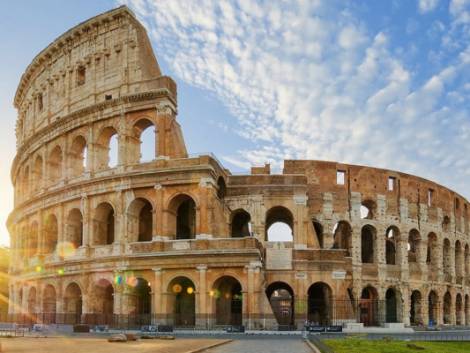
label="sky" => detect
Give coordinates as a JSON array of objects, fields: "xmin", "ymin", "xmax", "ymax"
[{"xmin": 0, "ymin": 0, "xmax": 469, "ymax": 246}]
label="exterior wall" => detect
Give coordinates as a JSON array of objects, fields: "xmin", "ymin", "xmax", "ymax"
[{"xmin": 8, "ymin": 6, "xmax": 470, "ymax": 329}]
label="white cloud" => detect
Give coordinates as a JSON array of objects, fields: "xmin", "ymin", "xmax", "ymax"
[
  {"xmin": 418, "ymin": 0, "xmax": 440, "ymax": 13},
  {"xmin": 122, "ymin": 0, "xmax": 470, "ymax": 197}
]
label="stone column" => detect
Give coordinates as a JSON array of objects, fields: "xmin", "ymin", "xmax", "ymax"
[
  {"xmin": 322, "ymin": 193, "xmax": 334, "ymax": 249},
  {"xmin": 293, "ymin": 194, "xmax": 308, "ymax": 248},
  {"xmin": 196, "ymin": 265, "xmax": 208, "ymax": 328},
  {"xmin": 152, "ymin": 268, "xmax": 163, "ymax": 323},
  {"xmin": 294, "ymin": 272, "xmax": 307, "ymax": 328},
  {"xmin": 401, "ymin": 286, "xmax": 410, "ymax": 326}
]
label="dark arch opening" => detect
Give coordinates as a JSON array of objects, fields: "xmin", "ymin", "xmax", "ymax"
[
  {"xmin": 64, "ymin": 283, "xmax": 82, "ymax": 324},
  {"xmin": 266, "ymin": 282, "xmax": 294, "ymax": 328},
  {"xmin": 307, "ymin": 282, "xmax": 332, "ymax": 326},
  {"xmin": 94, "ymin": 202, "xmax": 115, "ymax": 245},
  {"xmin": 332, "ymin": 221, "xmax": 352, "ymax": 255},
  {"xmin": 217, "ymin": 177, "xmax": 226, "ymax": 199},
  {"xmin": 313, "ymin": 220, "xmax": 324, "ymax": 248},
  {"xmin": 443, "ymin": 291, "xmax": 452, "ymax": 324},
  {"xmin": 231, "ymin": 210, "xmax": 251, "ymax": 238},
  {"xmin": 385, "ymin": 288, "xmax": 398, "ymax": 323},
  {"xmin": 361, "ymin": 225, "xmax": 376, "ymax": 263},
  {"xmin": 360, "ymin": 286, "xmax": 378, "ymax": 326},
  {"xmin": 410, "ymin": 290, "xmax": 422, "ymax": 326},
  {"xmin": 168, "ymin": 276, "xmax": 196, "ymax": 327},
  {"xmin": 428, "ymin": 290, "xmax": 439, "ymax": 326},
  {"xmin": 212, "ymin": 276, "xmax": 243, "ymax": 326},
  {"xmin": 385, "ymin": 227, "xmax": 399, "ymax": 265}
]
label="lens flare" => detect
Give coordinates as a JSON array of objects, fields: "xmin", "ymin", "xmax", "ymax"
[
  {"xmin": 57, "ymin": 268, "xmax": 65, "ymax": 275},
  {"xmin": 126, "ymin": 276, "xmax": 138, "ymax": 287},
  {"xmin": 35, "ymin": 266, "xmax": 42, "ymax": 273},
  {"xmin": 114, "ymin": 275, "xmax": 123, "ymax": 285},
  {"xmin": 57, "ymin": 241, "xmax": 77, "ymax": 258},
  {"xmin": 172, "ymin": 284, "xmax": 182, "ymax": 293},
  {"xmin": 187, "ymin": 286, "xmax": 194, "ymax": 294}
]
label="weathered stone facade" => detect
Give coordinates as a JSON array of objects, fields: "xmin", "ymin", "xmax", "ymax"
[{"xmin": 7, "ymin": 6, "xmax": 470, "ymax": 329}]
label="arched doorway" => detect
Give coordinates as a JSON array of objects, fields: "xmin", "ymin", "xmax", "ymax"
[
  {"xmin": 465, "ymin": 295, "xmax": 470, "ymax": 326},
  {"xmin": 360, "ymin": 286, "xmax": 378, "ymax": 326},
  {"xmin": 428, "ymin": 290, "xmax": 439, "ymax": 326},
  {"xmin": 332, "ymin": 221, "xmax": 352, "ymax": 255},
  {"xmin": 66, "ymin": 208, "xmax": 83, "ymax": 248},
  {"xmin": 64, "ymin": 283, "xmax": 82, "ymax": 324},
  {"xmin": 89, "ymin": 279, "xmax": 114, "ymax": 325},
  {"xmin": 94, "ymin": 202, "xmax": 115, "ymax": 245},
  {"xmin": 168, "ymin": 276, "xmax": 196, "ymax": 327},
  {"xmin": 361, "ymin": 225, "xmax": 376, "ymax": 263},
  {"xmin": 443, "ymin": 291, "xmax": 452, "ymax": 324},
  {"xmin": 410, "ymin": 290, "xmax": 422, "ymax": 326},
  {"xmin": 230, "ymin": 210, "xmax": 251, "ymax": 237},
  {"xmin": 307, "ymin": 282, "xmax": 332, "ymax": 325},
  {"xmin": 456, "ymin": 293, "xmax": 463, "ymax": 325},
  {"xmin": 266, "ymin": 282, "xmax": 294, "ymax": 328},
  {"xmin": 127, "ymin": 198, "xmax": 153, "ymax": 242},
  {"xmin": 27, "ymin": 287, "xmax": 37, "ymax": 324},
  {"xmin": 168, "ymin": 195, "xmax": 196, "ymax": 240},
  {"xmin": 127, "ymin": 277, "xmax": 151, "ymax": 326},
  {"xmin": 42, "ymin": 285, "xmax": 57, "ymax": 324},
  {"xmin": 385, "ymin": 227, "xmax": 399, "ymax": 265},
  {"xmin": 265, "ymin": 207, "xmax": 294, "ymax": 242},
  {"xmin": 385, "ymin": 288, "xmax": 398, "ymax": 323},
  {"xmin": 212, "ymin": 276, "xmax": 243, "ymax": 326}
]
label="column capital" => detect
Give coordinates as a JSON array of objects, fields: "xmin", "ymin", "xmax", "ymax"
[{"xmin": 196, "ymin": 265, "xmax": 207, "ymax": 272}]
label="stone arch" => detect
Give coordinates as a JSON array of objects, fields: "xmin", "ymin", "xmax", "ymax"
[
  {"xmin": 385, "ymin": 226, "xmax": 400, "ymax": 265},
  {"xmin": 96, "ymin": 126, "xmax": 118, "ymax": 170},
  {"xmin": 132, "ymin": 118, "xmax": 156, "ymax": 163},
  {"xmin": 27, "ymin": 287, "xmax": 37, "ymax": 315},
  {"xmin": 42, "ymin": 284, "xmax": 57, "ymax": 324},
  {"xmin": 89, "ymin": 278, "xmax": 114, "ymax": 325},
  {"xmin": 167, "ymin": 276, "xmax": 196, "ymax": 327},
  {"xmin": 127, "ymin": 198, "xmax": 153, "ymax": 242},
  {"xmin": 168, "ymin": 194, "xmax": 197, "ymax": 240},
  {"xmin": 361, "ymin": 225, "xmax": 376, "ymax": 263},
  {"xmin": 230, "ymin": 209, "xmax": 251, "ymax": 238},
  {"xmin": 408, "ymin": 229, "xmax": 421, "ymax": 263},
  {"xmin": 385, "ymin": 287, "xmax": 400, "ymax": 323},
  {"xmin": 307, "ymin": 282, "xmax": 333, "ymax": 325},
  {"xmin": 66, "ymin": 208, "xmax": 83, "ymax": 248},
  {"xmin": 426, "ymin": 232, "xmax": 438, "ymax": 270},
  {"xmin": 360, "ymin": 286, "xmax": 379, "ymax": 326},
  {"xmin": 29, "ymin": 221, "xmax": 39, "ymax": 256},
  {"xmin": 465, "ymin": 244, "xmax": 470, "ymax": 279},
  {"xmin": 69, "ymin": 135, "xmax": 87, "ymax": 177},
  {"xmin": 428, "ymin": 290, "xmax": 439, "ymax": 326},
  {"xmin": 443, "ymin": 238, "xmax": 452, "ymax": 280},
  {"xmin": 456, "ymin": 293, "xmax": 463, "ymax": 325},
  {"xmin": 443, "ymin": 291, "xmax": 452, "ymax": 324},
  {"xmin": 442, "ymin": 215, "xmax": 451, "ymax": 232},
  {"xmin": 332, "ymin": 221, "xmax": 352, "ymax": 255},
  {"xmin": 410, "ymin": 290, "xmax": 423, "ymax": 326},
  {"xmin": 211, "ymin": 275, "xmax": 243, "ymax": 325},
  {"xmin": 455, "ymin": 240, "xmax": 464, "ymax": 281},
  {"xmin": 48, "ymin": 145, "xmax": 63, "ymax": 184},
  {"xmin": 93, "ymin": 202, "xmax": 115, "ymax": 245},
  {"xmin": 44, "ymin": 214, "xmax": 58, "ymax": 254},
  {"xmin": 216, "ymin": 176, "xmax": 226, "ymax": 200},
  {"xmin": 64, "ymin": 282, "xmax": 82, "ymax": 324},
  {"xmin": 465, "ymin": 294, "xmax": 470, "ymax": 326},
  {"xmin": 265, "ymin": 281, "xmax": 295, "ymax": 327},
  {"xmin": 265, "ymin": 206, "xmax": 294, "ymax": 242},
  {"xmin": 126, "ymin": 277, "xmax": 151, "ymax": 323},
  {"xmin": 32, "ymin": 155, "xmax": 43, "ymax": 192}
]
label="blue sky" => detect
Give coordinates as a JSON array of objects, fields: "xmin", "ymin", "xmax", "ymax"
[{"xmin": 0, "ymin": 0, "xmax": 469, "ymax": 246}]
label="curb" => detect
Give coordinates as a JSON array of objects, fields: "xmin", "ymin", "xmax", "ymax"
[
  {"xmin": 186, "ymin": 339, "xmax": 233, "ymax": 353},
  {"xmin": 304, "ymin": 338, "xmax": 322, "ymax": 353}
]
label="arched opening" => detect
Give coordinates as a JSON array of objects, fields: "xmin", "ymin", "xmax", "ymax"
[
  {"xmin": 216, "ymin": 177, "xmax": 226, "ymax": 199},
  {"xmin": 90, "ymin": 279, "xmax": 114, "ymax": 325},
  {"xmin": 443, "ymin": 291, "xmax": 452, "ymax": 324},
  {"xmin": 230, "ymin": 210, "xmax": 251, "ymax": 238},
  {"xmin": 312, "ymin": 220, "xmax": 324, "ymax": 248},
  {"xmin": 22, "ymin": 166, "xmax": 30, "ymax": 197},
  {"xmin": 133, "ymin": 119, "xmax": 156, "ymax": 163},
  {"xmin": 212, "ymin": 276, "xmax": 243, "ymax": 326},
  {"xmin": 360, "ymin": 200, "xmax": 376, "ymax": 219},
  {"xmin": 69, "ymin": 135, "xmax": 87, "ymax": 177},
  {"xmin": 455, "ymin": 241, "xmax": 463, "ymax": 281},
  {"xmin": 127, "ymin": 198, "xmax": 153, "ymax": 242},
  {"xmin": 64, "ymin": 283, "xmax": 82, "ymax": 324},
  {"xmin": 465, "ymin": 295, "xmax": 469, "ymax": 326},
  {"xmin": 332, "ymin": 221, "xmax": 352, "ymax": 255},
  {"xmin": 410, "ymin": 290, "xmax": 422, "ymax": 326},
  {"xmin": 29, "ymin": 222, "xmax": 38, "ymax": 256},
  {"xmin": 33, "ymin": 156, "xmax": 43, "ymax": 192},
  {"xmin": 456, "ymin": 293, "xmax": 463, "ymax": 325},
  {"xmin": 28, "ymin": 287, "xmax": 37, "ymax": 316},
  {"xmin": 361, "ymin": 225, "xmax": 376, "ymax": 263},
  {"xmin": 465, "ymin": 245, "xmax": 470, "ymax": 280},
  {"xmin": 127, "ymin": 277, "xmax": 151, "ymax": 325},
  {"xmin": 66, "ymin": 209, "xmax": 83, "ymax": 248},
  {"xmin": 171, "ymin": 195, "xmax": 196, "ymax": 240},
  {"xmin": 443, "ymin": 238, "xmax": 452, "ymax": 280},
  {"xmin": 385, "ymin": 226, "xmax": 399, "ymax": 265},
  {"xmin": 96, "ymin": 127, "xmax": 118, "ymax": 170},
  {"xmin": 48, "ymin": 146, "xmax": 63, "ymax": 184},
  {"xmin": 408, "ymin": 229, "xmax": 421, "ymax": 263},
  {"xmin": 265, "ymin": 206, "xmax": 294, "ymax": 242},
  {"xmin": 93, "ymin": 202, "xmax": 115, "ymax": 245},
  {"xmin": 426, "ymin": 233, "xmax": 438, "ymax": 270},
  {"xmin": 307, "ymin": 282, "xmax": 333, "ymax": 326},
  {"xmin": 360, "ymin": 286, "xmax": 379, "ymax": 326},
  {"xmin": 266, "ymin": 282, "xmax": 294, "ymax": 328},
  {"xmin": 42, "ymin": 285, "xmax": 56, "ymax": 324},
  {"xmin": 44, "ymin": 214, "xmax": 58, "ymax": 254},
  {"xmin": 385, "ymin": 288, "xmax": 398, "ymax": 323},
  {"xmin": 168, "ymin": 276, "xmax": 196, "ymax": 327},
  {"xmin": 428, "ymin": 290, "xmax": 439, "ymax": 326},
  {"xmin": 442, "ymin": 216, "xmax": 451, "ymax": 232}
]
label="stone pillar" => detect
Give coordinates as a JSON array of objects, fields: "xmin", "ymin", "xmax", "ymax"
[
  {"xmin": 294, "ymin": 272, "xmax": 307, "ymax": 328},
  {"xmin": 196, "ymin": 265, "xmax": 208, "ymax": 328},
  {"xmin": 322, "ymin": 193, "xmax": 334, "ymax": 248},
  {"xmin": 153, "ymin": 268, "xmax": 163, "ymax": 323},
  {"xmin": 198, "ymin": 178, "xmax": 213, "ymax": 237},
  {"xmin": 293, "ymin": 194, "xmax": 308, "ymax": 248},
  {"xmin": 81, "ymin": 196, "xmax": 89, "ymax": 247},
  {"xmin": 401, "ymin": 286, "xmax": 410, "ymax": 326}
]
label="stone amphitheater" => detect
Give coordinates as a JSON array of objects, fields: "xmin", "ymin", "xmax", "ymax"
[{"xmin": 7, "ymin": 6, "xmax": 470, "ymax": 330}]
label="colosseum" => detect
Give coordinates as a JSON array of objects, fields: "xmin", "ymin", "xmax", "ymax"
[{"xmin": 7, "ymin": 6, "xmax": 470, "ymax": 331}]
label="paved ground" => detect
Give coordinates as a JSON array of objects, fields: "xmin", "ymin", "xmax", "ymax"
[
  {"xmin": 0, "ymin": 337, "xmax": 228, "ymax": 353},
  {"xmin": 205, "ymin": 338, "xmax": 311, "ymax": 353}
]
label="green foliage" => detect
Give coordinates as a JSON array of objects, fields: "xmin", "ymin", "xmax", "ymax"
[{"xmin": 324, "ymin": 338, "xmax": 470, "ymax": 353}]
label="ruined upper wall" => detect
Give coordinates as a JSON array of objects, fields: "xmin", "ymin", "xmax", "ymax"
[{"xmin": 14, "ymin": 6, "xmax": 168, "ymax": 147}]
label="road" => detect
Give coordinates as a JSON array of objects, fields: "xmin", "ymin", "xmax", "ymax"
[{"xmin": 205, "ymin": 338, "xmax": 312, "ymax": 353}]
